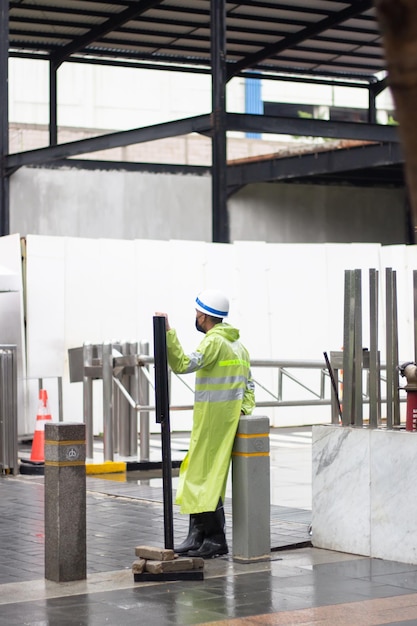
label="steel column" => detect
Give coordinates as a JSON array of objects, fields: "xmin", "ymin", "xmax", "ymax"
[
  {"xmin": 0, "ymin": 0, "xmax": 9, "ymax": 236},
  {"xmin": 211, "ymin": 0, "xmax": 229, "ymax": 243},
  {"xmin": 49, "ymin": 61, "xmax": 58, "ymax": 146},
  {"xmin": 368, "ymin": 87, "xmax": 377, "ymax": 124}
]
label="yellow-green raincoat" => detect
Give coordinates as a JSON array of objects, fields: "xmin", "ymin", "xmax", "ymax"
[{"xmin": 166, "ymin": 322, "xmax": 255, "ymax": 514}]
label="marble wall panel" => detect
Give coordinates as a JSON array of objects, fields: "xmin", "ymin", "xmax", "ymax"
[
  {"xmin": 371, "ymin": 429, "xmax": 417, "ymax": 564},
  {"xmin": 312, "ymin": 425, "xmax": 371, "ymax": 556}
]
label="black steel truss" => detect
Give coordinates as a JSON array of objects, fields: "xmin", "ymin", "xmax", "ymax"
[
  {"xmin": 227, "ymin": 142, "xmax": 404, "ymax": 188},
  {"xmin": 1, "ymin": 0, "xmax": 404, "ymax": 242}
]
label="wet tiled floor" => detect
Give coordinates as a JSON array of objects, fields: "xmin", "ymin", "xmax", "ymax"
[
  {"xmin": 2, "ymin": 473, "xmax": 417, "ymax": 625},
  {"xmin": 2, "ymin": 428, "xmax": 417, "ymax": 625}
]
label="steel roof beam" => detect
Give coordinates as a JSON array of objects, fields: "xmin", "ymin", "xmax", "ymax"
[
  {"xmin": 227, "ymin": 142, "xmax": 403, "ymax": 187},
  {"xmin": 227, "ymin": 0, "xmax": 373, "ymax": 80},
  {"xmin": 51, "ymin": 0, "xmax": 164, "ymax": 66},
  {"xmin": 227, "ymin": 113, "xmax": 399, "ymax": 143},
  {"xmin": 5, "ymin": 111, "xmax": 400, "ymax": 172},
  {"xmin": 5, "ymin": 114, "xmax": 211, "ymax": 171}
]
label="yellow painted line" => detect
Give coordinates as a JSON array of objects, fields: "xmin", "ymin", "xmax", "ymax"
[
  {"xmin": 86, "ymin": 461, "xmax": 126, "ymax": 475},
  {"xmin": 44, "ymin": 440, "xmax": 85, "ymax": 446},
  {"xmin": 45, "ymin": 461, "xmax": 85, "ymax": 467},
  {"xmin": 232, "ymin": 452, "xmax": 269, "ymax": 458},
  {"xmin": 235, "ymin": 433, "xmax": 269, "ymax": 439}
]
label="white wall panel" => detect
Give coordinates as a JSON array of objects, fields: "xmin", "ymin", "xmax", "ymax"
[
  {"xmin": 22, "ymin": 235, "xmax": 415, "ymax": 435},
  {"xmin": 381, "ymin": 244, "xmax": 414, "ymax": 364},
  {"xmin": 26, "ymin": 236, "xmax": 66, "ymax": 380}
]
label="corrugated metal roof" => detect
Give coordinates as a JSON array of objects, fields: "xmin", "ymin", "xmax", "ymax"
[{"xmin": 8, "ymin": 1, "xmax": 385, "ymax": 80}]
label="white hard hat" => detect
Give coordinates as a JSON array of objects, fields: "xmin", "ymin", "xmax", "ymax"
[{"xmin": 195, "ymin": 289, "xmax": 229, "ymax": 318}]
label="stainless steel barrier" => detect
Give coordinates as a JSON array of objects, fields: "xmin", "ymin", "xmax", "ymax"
[
  {"xmin": 0, "ymin": 345, "xmax": 18, "ymax": 474},
  {"xmin": 69, "ymin": 342, "xmax": 402, "ymax": 463},
  {"xmin": 339, "ymin": 268, "xmax": 401, "ymax": 429}
]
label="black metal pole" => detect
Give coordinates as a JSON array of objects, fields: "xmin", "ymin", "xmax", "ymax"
[
  {"xmin": 0, "ymin": 0, "xmax": 10, "ymax": 236},
  {"xmin": 153, "ymin": 315, "xmax": 174, "ymax": 550}
]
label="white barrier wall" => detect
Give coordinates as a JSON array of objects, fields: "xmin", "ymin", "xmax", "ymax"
[{"xmin": 1, "ymin": 234, "xmax": 417, "ymax": 436}]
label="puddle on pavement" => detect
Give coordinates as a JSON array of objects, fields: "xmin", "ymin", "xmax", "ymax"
[{"xmin": 92, "ymin": 468, "xmax": 180, "ymax": 487}]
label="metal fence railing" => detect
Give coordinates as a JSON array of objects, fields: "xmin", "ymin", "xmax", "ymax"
[{"xmin": 69, "ymin": 344, "xmax": 404, "ymax": 463}]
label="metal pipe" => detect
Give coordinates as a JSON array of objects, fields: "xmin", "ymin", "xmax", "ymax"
[
  {"xmin": 129, "ymin": 341, "xmax": 139, "ymax": 457},
  {"xmin": 58, "ymin": 377, "xmax": 63, "ymax": 422},
  {"xmin": 102, "ymin": 342, "xmax": 114, "ymax": 461},
  {"xmin": 83, "ymin": 343, "xmax": 94, "ymax": 458},
  {"xmin": 386, "ymin": 268, "xmax": 394, "ymax": 428},
  {"xmin": 414, "ymin": 270, "xmax": 417, "ymax": 364},
  {"xmin": 354, "ymin": 269, "xmax": 363, "ymax": 427},
  {"xmin": 117, "ymin": 342, "xmax": 129, "ymax": 456},
  {"xmin": 369, "ymin": 269, "xmax": 380, "ymax": 427},
  {"xmin": 342, "ymin": 270, "xmax": 355, "ymax": 426},
  {"xmin": 139, "ymin": 341, "xmax": 150, "ymax": 462},
  {"xmin": 392, "ymin": 271, "xmax": 400, "ymax": 426},
  {"xmin": 113, "ymin": 376, "xmax": 136, "ymax": 408}
]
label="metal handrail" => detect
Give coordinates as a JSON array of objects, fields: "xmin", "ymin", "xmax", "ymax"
[
  {"xmin": 92, "ymin": 351, "xmax": 406, "ymax": 462},
  {"xmin": 115, "ymin": 356, "xmax": 401, "ymax": 413}
]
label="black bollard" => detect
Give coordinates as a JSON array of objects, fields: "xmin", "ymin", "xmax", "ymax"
[{"xmin": 153, "ymin": 315, "xmax": 174, "ymax": 550}]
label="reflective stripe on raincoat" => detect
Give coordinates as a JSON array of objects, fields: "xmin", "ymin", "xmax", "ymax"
[{"xmin": 166, "ymin": 322, "xmax": 255, "ymax": 514}]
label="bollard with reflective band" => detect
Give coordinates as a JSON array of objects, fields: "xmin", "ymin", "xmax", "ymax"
[
  {"xmin": 232, "ymin": 415, "xmax": 270, "ymax": 562},
  {"xmin": 44, "ymin": 423, "xmax": 86, "ymax": 582}
]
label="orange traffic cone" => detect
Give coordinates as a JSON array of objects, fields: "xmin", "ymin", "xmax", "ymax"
[{"xmin": 30, "ymin": 389, "xmax": 52, "ymax": 463}]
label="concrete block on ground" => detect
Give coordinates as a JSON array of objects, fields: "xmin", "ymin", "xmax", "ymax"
[
  {"xmin": 145, "ymin": 558, "xmax": 195, "ymax": 574},
  {"xmin": 132, "ymin": 559, "xmax": 146, "ymax": 574},
  {"xmin": 135, "ymin": 546, "xmax": 175, "ymax": 561}
]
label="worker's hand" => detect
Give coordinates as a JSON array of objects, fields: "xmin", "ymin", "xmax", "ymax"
[{"xmin": 155, "ymin": 312, "xmax": 171, "ymax": 331}]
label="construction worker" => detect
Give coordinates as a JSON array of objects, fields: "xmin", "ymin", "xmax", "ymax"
[{"xmin": 156, "ymin": 289, "xmax": 255, "ymax": 558}]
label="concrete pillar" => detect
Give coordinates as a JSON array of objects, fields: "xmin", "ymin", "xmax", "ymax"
[
  {"xmin": 44, "ymin": 423, "xmax": 86, "ymax": 582},
  {"xmin": 232, "ymin": 415, "xmax": 270, "ymax": 562}
]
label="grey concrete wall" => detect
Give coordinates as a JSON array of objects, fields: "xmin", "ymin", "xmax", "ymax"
[
  {"xmin": 229, "ymin": 183, "xmax": 408, "ymax": 244},
  {"xmin": 10, "ymin": 166, "xmax": 408, "ymax": 244},
  {"xmin": 10, "ymin": 167, "xmax": 212, "ymax": 241}
]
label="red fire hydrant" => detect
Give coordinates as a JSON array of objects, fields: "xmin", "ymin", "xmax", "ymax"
[{"xmin": 399, "ymin": 362, "xmax": 417, "ymax": 431}]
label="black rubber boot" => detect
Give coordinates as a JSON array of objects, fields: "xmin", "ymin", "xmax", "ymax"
[
  {"xmin": 187, "ymin": 500, "xmax": 228, "ymax": 559},
  {"xmin": 174, "ymin": 514, "xmax": 205, "ymax": 554}
]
